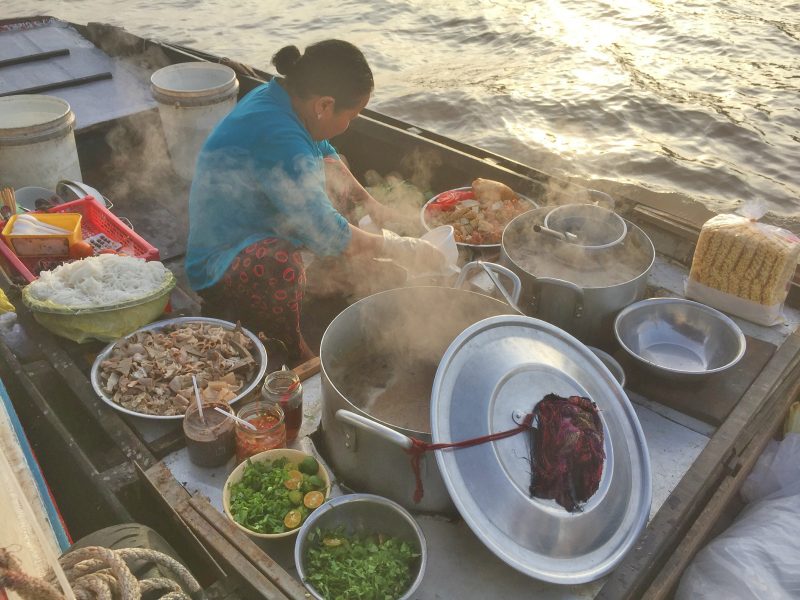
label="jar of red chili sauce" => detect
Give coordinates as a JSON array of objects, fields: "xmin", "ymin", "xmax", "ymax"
[
  {"xmin": 261, "ymin": 367, "xmax": 303, "ymax": 443},
  {"xmin": 234, "ymin": 401, "xmax": 287, "ymax": 463}
]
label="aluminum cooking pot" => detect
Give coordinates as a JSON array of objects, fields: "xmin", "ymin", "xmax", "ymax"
[
  {"xmin": 501, "ymin": 207, "xmax": 655, "ymax": 346},
  {"xmin": 318, "ymin": 263, "xmax": 521, "ymax": 513}
]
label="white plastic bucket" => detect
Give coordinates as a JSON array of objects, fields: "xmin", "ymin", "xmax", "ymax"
[
  {"xmin": 0, "ymin": 95, "xmax": 82, "ymax": 190},
  {"xmin": 151, "ymin": 62, "xmax": 239, "ymax": 181}
]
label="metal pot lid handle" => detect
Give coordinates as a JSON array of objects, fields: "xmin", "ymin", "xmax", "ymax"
[
  {"xmin": 455, "ymin": 261, "xmax": 522, "ymax": 307},
  {"xmin": 335, "ymin": 409, "xmax": 414, "ymax": 450}
]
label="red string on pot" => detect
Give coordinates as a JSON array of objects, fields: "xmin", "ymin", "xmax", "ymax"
[
  {"xmin": 404, "ymin": 394, "xmax": 605, "ymax": 510},
  {"xmin": 404, "ymin": 413, "xmax": 535, "ymax": 504}
]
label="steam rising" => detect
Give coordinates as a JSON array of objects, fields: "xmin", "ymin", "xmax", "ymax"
[
  {"xmin": 101, "ymin": 43, "xmax": 183, "ymax": 213},
  {"xmin": 358, "ymin": 147, "xmax": 445, "ymax": 236},
  {"xmin": 92, "ymin": 41, "xmax": 643, "ymax": 384},
  {"xmin": 324, "ymin": 287, "xmax": 513, "ymax": 433},
  {"xmin": 505, "ymin": 208, "xmax": 652, "ymax": 288},
  {"xmin": 103, "ymin": 111, "xmax": 188, "ymax": 220}
]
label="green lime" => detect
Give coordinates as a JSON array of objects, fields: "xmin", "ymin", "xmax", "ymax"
[
  {"xmin": 307, "ymin": 474, "xmax": 324, "ymax": 490},
  {"xmin": 288, "ymin": 490, "xmax": 303, "ymax": 505},
  {"xmin": 299, "ymin": 456, "xmax": 319, "ymax": 475}
]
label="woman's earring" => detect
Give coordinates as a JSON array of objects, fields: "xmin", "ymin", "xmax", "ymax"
[{"xmin": 316, "ymin": 113, "xmax": 322, "ymax": 120}]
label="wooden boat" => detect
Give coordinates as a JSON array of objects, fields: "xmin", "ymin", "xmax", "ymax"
[
  {"xmin": 0, "ymin": 15, "xmax": 798, "ymax": 600},
  {"xmin": 0, "ymin": 377, "xmax": 75, "ymax": 600}
]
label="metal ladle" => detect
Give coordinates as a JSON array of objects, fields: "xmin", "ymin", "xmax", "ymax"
[{"xmin": 533, "ymin": 224, "xmax": 578, "ymax": 243}]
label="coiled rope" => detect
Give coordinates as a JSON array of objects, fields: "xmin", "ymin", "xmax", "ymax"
[{"xmin": 0, "ymin": 545, "xmax": 202, "ymax": 600}]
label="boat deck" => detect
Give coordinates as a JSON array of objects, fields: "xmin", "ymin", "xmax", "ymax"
[{"xmin": 129, "ymin": 254, "xmax": 794, "ymax": 599}]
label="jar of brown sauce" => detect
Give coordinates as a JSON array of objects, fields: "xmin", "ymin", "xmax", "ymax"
[{"xmin": 183, "ymin": 401, "xmax": 235, "ymax": 467}]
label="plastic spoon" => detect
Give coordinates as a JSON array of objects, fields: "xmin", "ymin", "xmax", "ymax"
[
  {"xmin": 213, "ymin": 406, "xmax": 257, "ymax": 431},
  {"xmin": 191, "ymin": 375, "xmax": 205, "ymax": 425},
  {"xmin": 15, "ymin": 213, "xmax": 72, "ymax": 234}
]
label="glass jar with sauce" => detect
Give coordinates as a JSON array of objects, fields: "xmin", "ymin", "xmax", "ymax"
[
  {"xmin": 183, "ymin": 401, "xmax": 235, "ymax": 468},
  {"xmin": 234, "ymin": 401, "xmax": 287, "ymax": 463},
  {"xmin": 261, "ymin": 368, "xmax": 303, "ymax": 442}
]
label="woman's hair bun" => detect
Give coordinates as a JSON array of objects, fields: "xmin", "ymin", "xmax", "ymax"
[
  {"xmin": 272, "ymin": 40, "xmax": 373, "ymax": 109},
  {"xmin": 272, "ymin": 45, "xmax": 302, "ymax": 76}
]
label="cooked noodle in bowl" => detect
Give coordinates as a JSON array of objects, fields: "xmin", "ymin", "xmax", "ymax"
[
  {"xmin": 22, "ymin": 255, "xmax": 177, "ymax": 342},
  {"xmin": 25, "ymin": 254, "xmax": 173, "ymax": 309}
]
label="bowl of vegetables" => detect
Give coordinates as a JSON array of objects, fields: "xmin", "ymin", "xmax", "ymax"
[
  {"xmin": 295, "ymin": 493, "xmax": 427, "ymax": 600},
  {"xmin": 223, "ymin": 448, "xmax": 331, "ymax": 539}
]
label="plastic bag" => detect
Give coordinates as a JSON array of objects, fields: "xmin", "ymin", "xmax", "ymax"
[
  {"xmin": 0, "ymin": 288, "xmax": 15, "ymax": 314},
  {"xmin": 739, "ymin": 433, "xmax": 800, "ymax": 503},
  {"xmin": 676, "ymin": 434, "xmax": 800, "ymax": 600},
  {"xmin": 685, "ymin": 213, "xmax": 800, "ymax": 326}
]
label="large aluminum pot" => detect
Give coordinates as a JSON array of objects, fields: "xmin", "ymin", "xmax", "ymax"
[
  {"xmin": 318, "ymin": 269, "xmax": 519, "ymax": 513},
  {"xmin": 501, "ymin": 207, "xmax": 655, "ymax": 346}
]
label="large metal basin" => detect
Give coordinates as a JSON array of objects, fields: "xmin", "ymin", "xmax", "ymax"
[{"xmin": 615, "ymin": 297, "xmax": 746, "ymax": 380}]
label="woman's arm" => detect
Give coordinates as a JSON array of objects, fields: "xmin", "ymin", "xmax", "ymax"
[
  {"xmin": 324, "ymin": 158, "xmax": 394, "ymax": 226},
  {"xmin": 344, "ymin": 224, "xmax": 384, "ymax": 256}
]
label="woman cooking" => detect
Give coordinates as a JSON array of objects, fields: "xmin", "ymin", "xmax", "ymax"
[{"xmin": 186, "ymin": 40, "xmax": 444, "ymax": 363}]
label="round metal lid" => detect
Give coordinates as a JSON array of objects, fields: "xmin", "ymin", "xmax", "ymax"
[{"xmin": 430, "ymin": 315, "xmax": 651, "ymax": 584}]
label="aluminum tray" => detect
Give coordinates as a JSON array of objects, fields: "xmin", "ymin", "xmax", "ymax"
[
  {"xmin": 91, "ymin": 317, "xmax": 267, "ymax": 421},
  {"xmin": 431, "ymin": 315, "xmax": 651, "ymax": 584}
]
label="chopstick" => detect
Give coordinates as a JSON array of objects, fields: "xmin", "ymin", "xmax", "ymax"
[{"xmin": 0, "ymin": 188, "xmax": 16, "ymax": 220}]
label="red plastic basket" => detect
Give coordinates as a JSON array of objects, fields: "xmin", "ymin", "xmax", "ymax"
[
  {"xmin": 0, "ymin": 238, "xmax": 37, "ymax": 283},
  {"xmin": 0, "ymin": 196, "xmax": 160, "ymax": 284},
  {"xmin": 49, "ymin": 196, "xmax": 160, "ymax": 261}
]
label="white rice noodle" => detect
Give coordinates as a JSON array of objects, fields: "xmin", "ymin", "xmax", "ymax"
[{"xmin": 27, "ymin": 255, "xmax": 171, "ymax": 308}]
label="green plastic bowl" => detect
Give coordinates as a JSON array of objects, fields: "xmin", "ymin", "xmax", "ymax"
[{"xmin": 22, "ymin": 271, "xmax": 176, "ymax": 343}]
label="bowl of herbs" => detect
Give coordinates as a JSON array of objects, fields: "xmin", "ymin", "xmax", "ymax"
[
  {"xmin": 294, "ymin": 493, "xmax": 427, "ymax": 600},
  {"xmin": 223, "ymin": 448, "xmax": 331, "ymax": 539}
]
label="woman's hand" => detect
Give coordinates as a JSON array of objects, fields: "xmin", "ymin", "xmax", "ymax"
[
  {"xmin": 344, "ymin": 226, "xmax": 446, "ymax": 274},
  {"xmin": 381, "ymin": 229, "xmax": 447, "ymax": 273}
]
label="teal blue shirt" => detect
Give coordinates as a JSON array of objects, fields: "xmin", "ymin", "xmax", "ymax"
[{"xmin": 186, "ymin": 79, "xmax": 351, "ymax": 290}]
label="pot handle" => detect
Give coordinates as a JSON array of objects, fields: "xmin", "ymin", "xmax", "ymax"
[
  {"xmin": 530, "ymin": 277, "xmax": 585, "ymax": 319},
  {"xmin": 335, "ymin": 409, "xmax": 414, "ymax": 450},
  {"xmin": 455, "ymin": 261, "xmax": 522, "ymax": 308}
]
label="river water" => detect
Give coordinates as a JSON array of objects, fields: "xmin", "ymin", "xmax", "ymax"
[{"xmin": 8, "ymin": 0, "xmax": 800, "ymax": 217}]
